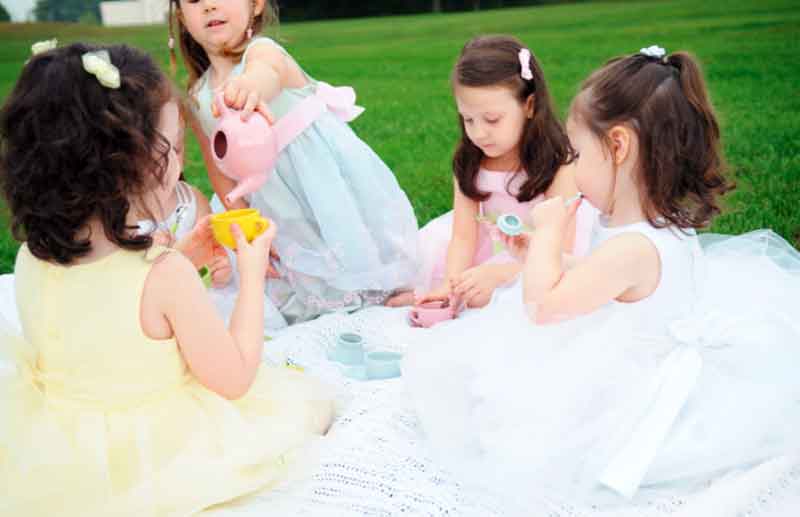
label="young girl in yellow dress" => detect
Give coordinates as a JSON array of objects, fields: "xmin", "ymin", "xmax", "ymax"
[{"xmin": 0, "ymin": 42, "xmax": 332, "ymax": 516}]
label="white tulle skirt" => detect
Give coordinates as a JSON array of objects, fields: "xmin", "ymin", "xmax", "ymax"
[{"xmin": 402, "ymin": 230, "xmax": 800, "ymax": 510}]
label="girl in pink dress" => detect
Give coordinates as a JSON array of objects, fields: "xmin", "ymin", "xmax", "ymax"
[{"xmin": 414, "ymin": 35, "xmax": 594, "ymax": 308}]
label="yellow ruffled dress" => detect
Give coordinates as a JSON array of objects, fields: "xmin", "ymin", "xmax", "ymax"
[{"xmin": 0, "ymin": 245, "xmax": 329, "ymax": 516}]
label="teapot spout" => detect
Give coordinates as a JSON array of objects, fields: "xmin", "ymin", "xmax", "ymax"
[{"xmin": 225, "ymin": 172, "xmax": 270, "ymax": 204}]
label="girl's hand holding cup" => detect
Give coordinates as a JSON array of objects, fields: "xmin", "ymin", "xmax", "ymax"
[
  {"xmin": 530, "ymin": 194, "xmax": 583, "ymax": 234},
  {"xmin": 415, "ymin": 282, "xmax": 452, "ymax": 306},
  {"xmin": 500, "ymin": 232, "xmax": 532, "ymax": 261},
  {"xmin": 175, "ymin": 215, "xmax": 218, "ymax": 268},
  {"xmin": 231, "ymin": 221, "xmax": 277, "ymax": 280}
]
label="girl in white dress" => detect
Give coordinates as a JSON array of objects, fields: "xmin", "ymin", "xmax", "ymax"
[{"xmin": 402, "ymin": 45, "xmax": 800, "ymax": 510}]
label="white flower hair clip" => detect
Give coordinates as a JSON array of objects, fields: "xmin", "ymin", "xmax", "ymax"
[
  {"xmin": 518, "ymin": 48, "xmax": 533, "ymax": 81},
  {"xmin": 31, "ymin": 39, "xmax": 58, "ymax": 56},
  {"xmin": 82, "ymin": 50, "xmax": 121, "ymax": 89},
  {"xmin": 640, "ymin": 45, "xmax": 666, "ymax": 59}
]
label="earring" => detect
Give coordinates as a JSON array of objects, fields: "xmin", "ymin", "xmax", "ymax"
[{"xmin": 246, "ymin": 27, "xmax": 253, "ymax": 39}]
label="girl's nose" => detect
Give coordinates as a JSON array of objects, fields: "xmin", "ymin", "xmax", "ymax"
[
  {"xmin": 471, "ymin": 124, "xmax": 487, "ymax": 140},
  {"xmin": 202, "ymin": 0, "xmax": 218, "ymax": 11}
]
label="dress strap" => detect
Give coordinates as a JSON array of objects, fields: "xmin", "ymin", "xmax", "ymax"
[
  {"xmin": 243, "ymin": 36, "xmax": 288, "ymax": 61},
  {"xmin": 143, "ymin": 245, "xmax": 174, "ymax": 263},
  {"xmin": 242, "ymin": 36, "xmax": 316, "ymax": 86},
  {"xmin": 175, "ymin": 181, "xmax": 191, "ymax": 206}
]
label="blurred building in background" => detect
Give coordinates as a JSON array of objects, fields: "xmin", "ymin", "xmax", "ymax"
[{"xmin": 99, "ymin": 0, "xmax": 166, "ymax": 26}]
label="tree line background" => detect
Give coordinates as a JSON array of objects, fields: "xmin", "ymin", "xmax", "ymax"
[{"xmin": 26, "ymin": 0, "xmax": 579, "ymax": 24}]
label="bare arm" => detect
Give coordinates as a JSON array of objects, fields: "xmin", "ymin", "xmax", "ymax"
[
  {"xmin": 220, "ymin": 43, "xmax": 306, "ymax": 119},
  {"xmin": 445, "ymin": 181, "xmax": 481, "ymax": 283},
  {"xmin": 197, "ymin": 44, "xmax": 293, "ymax": 207},
  {"xmin": 418, "ymin": 180, "xmax": 480, "ymax": 302},
  {"xmin": 545, "ymin": 163, "xmax": 580, "ymax": 253},
  {"xmin": 235, "ymin": 43, "xmax": 287, "ymax": 106},
  {"xmin": 143, "ymin": 224, "xmax": 275, "ymax": 399},
  {"xmin": 522, "ymin": 197, "xmax": 660, "ymax": 324},
  {"xmin": 189, "ymin": 185, "xmax": 233, "ymax": 287}
]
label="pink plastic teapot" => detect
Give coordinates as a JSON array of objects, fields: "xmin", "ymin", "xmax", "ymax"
[{"xmin": 211, "ymin": 82, "xmax": 365, "ymax": 204}]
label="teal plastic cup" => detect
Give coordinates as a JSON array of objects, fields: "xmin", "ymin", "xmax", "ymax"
[
  {"xmin": 365, "ymin": 351, "xmax": 403, "ymax": 380},
  {"xmin": 334, "ymin": 332, "xmax": 365, "ymax": 365},
  {"xmin": 497, "ymin": 213, "xmax": 523, "ymax": 236}
]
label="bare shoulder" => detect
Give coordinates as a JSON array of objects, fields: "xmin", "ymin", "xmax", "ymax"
[
  {"xmin": 144, "ymin": 249, "xmax": 200, "ymax": 299},
  {"xmin": 594, "ymin": 232, "xmax": 659, "ymax": 266},
  {"xmin": 590, "ymin": 232, "xmax": 661, "ymax": 300},
  {"xmin": 244, "ymin": 41, "xmax": 289, "ymax": 72},
  {"xmin": 140, "ymin": 248, "xmax": 202, "ymax": 338},
  {"xmin": 546, "ymin": 163, "xmax": 578, "ymax": 199}
]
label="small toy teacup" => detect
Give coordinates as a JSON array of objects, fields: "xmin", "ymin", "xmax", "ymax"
[
  {"xmin": 327, "ymin": 332, "xmax": 403, "ymax": 381},
  {"xmin": 409, "ymin": 298, "xmax": 457, "ymax": 328},
  {"xmin": 328, "ymin": 332, "xmax": 365, "ymax": 365},
  {"xmin": 210, "ymin": 208, "xmax": 270, "ymax": 249},
  {"xmin": 497, "ymin": 213, "xmax": 524, "ymax": 236},
  {"xmin": 365, "ymin": 351, "xmax": 403, "ymax": 380}
]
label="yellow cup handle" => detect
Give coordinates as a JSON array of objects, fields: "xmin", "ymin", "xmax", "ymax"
[{"xmin": 250, "ymin": 218, "xmax": 269, "ymax": 241}]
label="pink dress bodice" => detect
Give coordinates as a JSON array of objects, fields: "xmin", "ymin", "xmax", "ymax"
[
  {"xmin": 415, "ymin": 169, "xmax": 541, "ymax": 292},
  {"xmin": 473, "ymin": 170, "xmax": 541, "ymax": 264},
  {"xmin": 415, "ymin": 169, "xmax": 597, "ymax": 293}
]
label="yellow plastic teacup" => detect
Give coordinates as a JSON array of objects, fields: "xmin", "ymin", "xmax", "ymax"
[{"xmin": 210, "ymin": 208, "xmax": 270, "ymax": 249}]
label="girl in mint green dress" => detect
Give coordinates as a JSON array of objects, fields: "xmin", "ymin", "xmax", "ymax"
[{"xmin": 170, "ymin": 0, "xmax": 418, "ymax": 324}]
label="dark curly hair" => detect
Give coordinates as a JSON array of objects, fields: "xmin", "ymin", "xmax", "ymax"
[
  {"xmin": 0, "ymin": 43, "xmax": 174, "ymax": 264},
  {"xmin": 572, "ymin": 50, "xmax": 734, "ymax": 229},
  {"xmin": 452, "ymin": 35, "xmax": 576, "ymax": 203}
]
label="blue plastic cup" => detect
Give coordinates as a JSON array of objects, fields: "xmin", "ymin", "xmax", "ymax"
[
  {"xmin": 365, "ymin": 351, "xmax": 403, "ymax": 380},
  {"xmin": 497, "ymin": 213, "xmax": 523, "ymax": 236},
  {"xmin": 334, "ymin": 332, "xmax": 365, "ymax": 365}
]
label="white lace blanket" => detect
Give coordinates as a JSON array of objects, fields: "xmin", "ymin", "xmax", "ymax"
[{"xmin": 0, "ymin": 274, "xmax": 798, "ymax": 516}]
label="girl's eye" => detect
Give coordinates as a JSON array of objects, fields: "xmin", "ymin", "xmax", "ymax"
[
  {"xmin": 463, "ymin": 118, "xmax": 474, "ymax": 125},
  {"xmin": 486, "ymin": 118, "xmax": 500, "ymax": 125}
]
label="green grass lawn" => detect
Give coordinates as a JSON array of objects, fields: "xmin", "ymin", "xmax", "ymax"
[{"xmin": 0, "ymin": 0, "xmax": 798, "ymax": 273}]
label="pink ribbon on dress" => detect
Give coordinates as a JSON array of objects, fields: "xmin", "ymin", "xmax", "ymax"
[
  {"xmin": 315, "ymin": 82, "xmax": 365, "ymax": 123},
  {"xmin": 275, "ymin": 81, "xmax": 365, "ymax": 152}
]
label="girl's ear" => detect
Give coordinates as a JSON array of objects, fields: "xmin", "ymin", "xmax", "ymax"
[
  {"xmin": 525, "ymin": 94, "xmax": 535, "ymax": 119},
  {"xmin": 608, "ymin": 125, "xmax": 633, "ymax": 165},
  {"xmin": 253, "ymin": 0, "xmax": 266, "ymax": 16}
]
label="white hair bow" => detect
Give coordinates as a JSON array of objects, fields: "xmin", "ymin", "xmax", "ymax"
[
  {"xmin": 640, "ymin": 45, "xmax": 666, "ymax": 59},
  {"xmin": 31, "ymin": 39, "xmax": 58, "ymax": 56},
  {"xmin": 518, "ymin": 48, "xmax": 533, "ymax": 80},
  {"xmin": 82, "ymin": 50, "xmax": 121, "ymax": 89}
]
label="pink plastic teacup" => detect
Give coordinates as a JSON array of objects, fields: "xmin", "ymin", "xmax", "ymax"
[{"xmin": 409, "ymin": 299, "xmax": 457, "ymax": 328}]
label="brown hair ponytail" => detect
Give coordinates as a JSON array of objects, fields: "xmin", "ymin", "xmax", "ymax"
[{"xmin": 574, "ymin": 50, "xmax": 734, "ymax": 229}]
